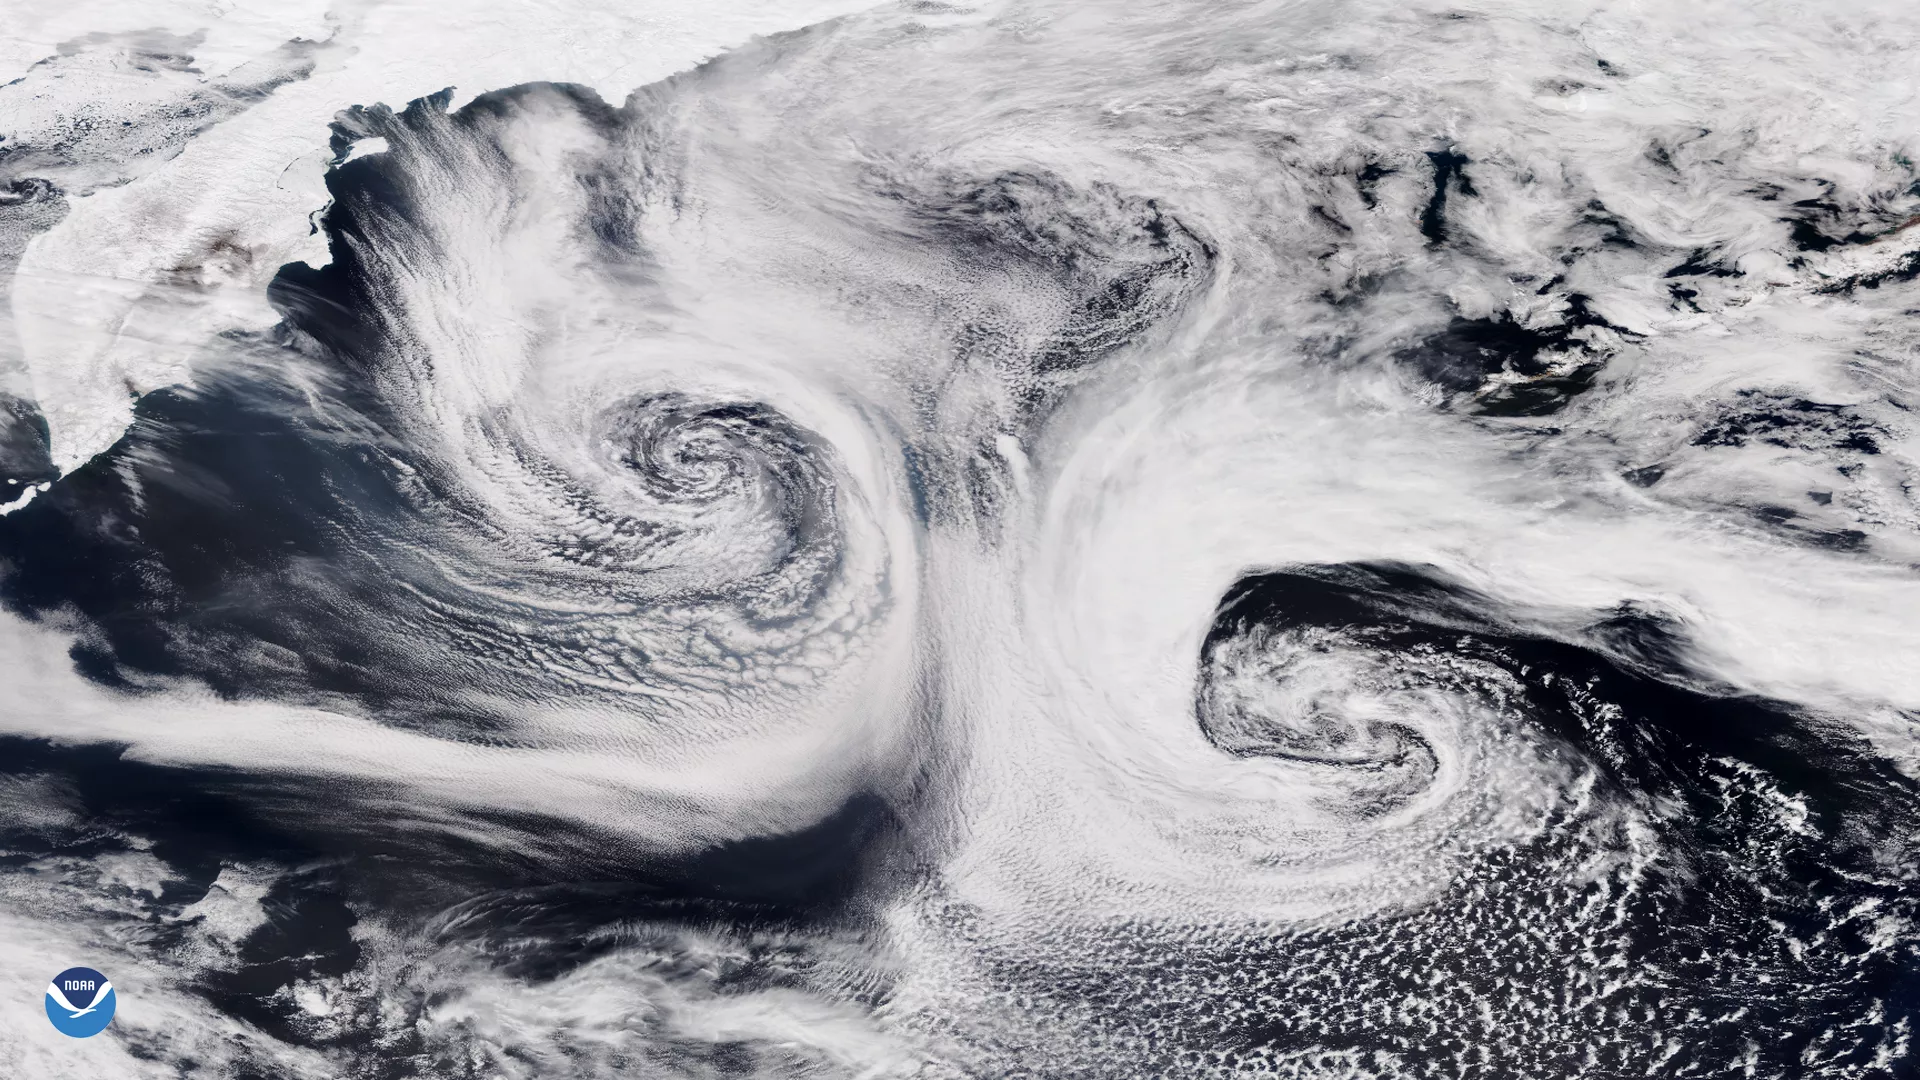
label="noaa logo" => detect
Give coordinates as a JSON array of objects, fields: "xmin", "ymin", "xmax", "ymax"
[{"xmin": 45, "ymin": 967, "xmax": 115, "ymax": 1038}]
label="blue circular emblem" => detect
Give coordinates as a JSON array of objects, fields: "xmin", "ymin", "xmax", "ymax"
[{"xmin": 45, "ymin": 966, "xmax": 115, "ymax": 1038}]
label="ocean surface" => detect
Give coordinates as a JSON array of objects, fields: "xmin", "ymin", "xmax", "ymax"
[{"xmin": 2, "ymin": 1, "xmax": 1918, "ymax": 1076}]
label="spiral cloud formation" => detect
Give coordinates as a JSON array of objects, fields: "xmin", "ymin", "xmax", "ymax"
[{"xmin": 2, "ymin": 0, "xmax": 1918, "ymax": 1077}]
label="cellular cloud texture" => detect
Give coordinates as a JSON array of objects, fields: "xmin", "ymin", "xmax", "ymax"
[{"xmin": 2, "ymin": 2, "xmax": 1919, "ymax": 1077}]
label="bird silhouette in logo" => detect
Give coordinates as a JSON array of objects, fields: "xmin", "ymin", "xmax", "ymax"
[
  {"xmin": 44, "ymin": 966, "xmax": 117, "ymax": 1037},
  {"xmin": 46, "ymin": 979, "xmax": 112, "ymax": 1017}
]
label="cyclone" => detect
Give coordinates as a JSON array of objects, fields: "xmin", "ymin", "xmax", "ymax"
[{"xmin": 1, "ymin": 0, "xmax": 1918, "ymax": 1077}]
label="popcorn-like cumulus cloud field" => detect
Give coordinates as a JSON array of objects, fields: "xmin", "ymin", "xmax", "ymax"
[{"xmin": 1, "ymin": 1, "xmax": 1917, "ymax": 1076}]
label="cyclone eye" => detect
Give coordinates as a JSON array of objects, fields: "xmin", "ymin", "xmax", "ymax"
[
  {"xmin": 1195, "ymin": 565, "xmax": 1578, "ymax": 819},
  {"xmin": 608, "ymin": 399, "xmax": 795, "ymax": 499},
  {"xmin": 586, "ymin": 393, "xmax": 839, "ymax": 578},
  {"xmin": 1198, "ymin": 574, "xmax": 1460, "ymax": 816}
]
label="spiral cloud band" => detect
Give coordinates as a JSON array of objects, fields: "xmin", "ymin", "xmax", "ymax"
[{"xmin": 1, "ymin": 0, "xmax": 1917, "ymax": 1077}]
